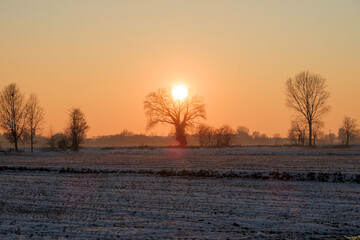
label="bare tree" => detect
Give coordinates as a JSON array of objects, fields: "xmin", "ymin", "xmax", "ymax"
[
  {"xmin": 197, "ymin": 123, "xmax": 214, "ymax": 147},
  {"xmin": 237, "ymin": 126, "xmax": 249, "ymax": 135},
  {"xmin": 56, "ymin": 133, "xmax": 69, "ymax": 151},
  {"xmin": 286, "ymin": 71, "xmax": 330, "ymax": 146},
  {"xmin": 312, "ymin": 120, "xmax": 324, "ymax": 146},
  {"xmin": 251, "ymin": 131, "xmax": 261, "ymax": 140},
  {"xmin": 0, "ymin": 83, "xmax": 28, "ymax": 151},
  {"xmin": 144, "ymin": 88, "xmax": 206, "ymax": 147},
  {"xmin": 119, "ymin": 129, "xmax": 134, "ymax": 136},
  {"xmin": 25, "ymin": 93, "xmax": 45, "ymax": 152},
  {"xmin": 215, "ymin": 124, "xmax": 235, "ymax": 147},
  {"xmin": 341, "ymin": 116, "xmax": 358, "ymax": 146},
  {"xmin": 46, "ymin": 128, "xmax": 57, "ymax": 151},
  {"xmin": 46, "ymin": 128, "xmax": 69, "ymax": 151},
  {"xmin": 288, "ymin": 119, "xmax": 307, "ymax": 145},
  {"xmin": 236, "ymin": 126, "xmax": 252, "ymax": 145},
  {"xmin": 65, "ymin": 108, "xmax": 89, "ymax": 151}
]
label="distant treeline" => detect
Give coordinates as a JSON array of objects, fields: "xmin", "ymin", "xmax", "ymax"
[
  {"xmin": 86, "ymin": 131, "xmax": 178, "ymax": 147},
  {"xmin": 1, "ymin": 128, "xmax": 359, "ymax": 149},
  {"xmin": 73, "ymin": 127, "xmax": 359, "ymax": 147}
]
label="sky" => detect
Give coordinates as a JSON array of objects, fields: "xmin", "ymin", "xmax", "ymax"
[{"xmin": 0, "ymin": 0, "xmax": 359, "ymax": 138}]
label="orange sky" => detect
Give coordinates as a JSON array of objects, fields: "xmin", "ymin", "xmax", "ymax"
[{"xmin": 1, "ymin": 1, "xmax": 359, "ymax": 138}]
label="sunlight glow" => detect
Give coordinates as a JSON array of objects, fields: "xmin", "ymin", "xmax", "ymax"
[{"xmin": 172, "ymin": 85, "xmax": 188, "ymax": 100}]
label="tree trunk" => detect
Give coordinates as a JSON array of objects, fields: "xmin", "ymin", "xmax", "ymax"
[
  {"xmin": 346, "ymin": 134, "xmax": 350, "ymax": 146},
  {"xmin": 31, "ymin": 135, "xmax": 34, "ymax": 153},
  {"xmin": 177, "ymin": 136, "xmax": 187, "ymax": 148},
  {"xmin": 175, "ymin": 125, "xmax": 187, "ymax": 148},
  {"xmin": 308, "ymin": 121, "xmax": 312, "ymax": 146},
  {"xmin": 72, "ymin": 135, "xmax": 79, "ymax": 151},
  {"xmin": 14, "ymin": 138, "xmax": 18, "ymax": 152}
]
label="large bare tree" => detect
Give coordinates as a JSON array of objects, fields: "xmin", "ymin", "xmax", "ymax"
[
  {"xmin": 26, "ymin": 93, "xmax": 45, "ymax": 152},
  {"xmin": 0, "ymin": 83, "xmax": 28, "ymax": 151},
  {"xmin": 65, "ymin": 107, "xmax": 89, "ymax": 151},
  {"xmin": 144, "ymin": 88, "xmax": 206, "ymax": 147},
  {"xmin": 341, "ymin": 116, "xmax": 358, "ymax": 146},
  {"xmin": 286, "ymin": 71, "xmax": 330, "ymax": 146}
]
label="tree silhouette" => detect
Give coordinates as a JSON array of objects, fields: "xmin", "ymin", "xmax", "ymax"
[
  {"xmin": 312, "ymin": 120, "xmax": 324, "ymax": 146},
  {"xmin": 288, "ymin": 119, "xmax": 307, "ymax": 145},
  {"xmin": 65, "ymin": 107, "xmax": 89, "ymax": 151},
  {"xmin": 197, "ymin": 123, "xmax": 214, "ymax": 147},
  {"xmin": 0, "ymin": 84, "xmax": 28, "ymax": 151},
  {"xmin": 26, "ymin": 93, "xmax": 45, "ymax": 152},
  {"xmin": 286, "ymin": 71, "xmax": 330, "ymax": 146},
  {"xmin": 215, "ymin": 124, "xmax": 235, "ymax": 147},
  {"xmin": 144, "ymin": 88, "xmax": 206, "ymax": 147},
  {"xmin": 46, "ymin": 128, "xmax": 57, "ymax": 151},
  {"xmin": 341, "ymin": 116, "xmax": 358, "ymax": 146}
]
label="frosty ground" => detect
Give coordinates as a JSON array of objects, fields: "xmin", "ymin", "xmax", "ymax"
[{"xmin": 0, "ymin": 147, "xmax": 359, "ymax": 239}]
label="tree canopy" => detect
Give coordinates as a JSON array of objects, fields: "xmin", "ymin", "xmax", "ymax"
[
  {"xmin": 286, "ymin": 71, "xmax": 330, "ymax": 146},
  {"xmin": 144, "ymin": 88, "xmax": 206, "ymax": 147}
]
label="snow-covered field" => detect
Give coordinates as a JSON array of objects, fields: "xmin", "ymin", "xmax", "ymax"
[{"xmin": 0, "ymin": 147, "xmax": 359, "ymax": 239}]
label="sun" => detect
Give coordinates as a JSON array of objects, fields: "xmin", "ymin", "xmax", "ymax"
[{"xmin": 172, "ymin": 84, "xmax": 188, "ymax": 100}]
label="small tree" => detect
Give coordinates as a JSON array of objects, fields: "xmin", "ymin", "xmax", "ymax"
[
  {"xmin": 341, "ymin": 116, "xmax": 358, "ymax": 146},
  {"xmin": 65, "ymin": 108, "xmax": 89, "ymax": 151},
  {"xmin": 119, "ymin": 129, "xmax": 134, "ymax": 136},
  {"xmin": 286, "ymin": 71, "xmax": 330, "ymax": 146},
  {"xmin": 0, "ymin": 84, "xmax": 28, "ymax": 151},
  {"xmin": 47, "ymin": 129, "xmax": 69, "ymax": 151},
  {"xmin": 236, "ymin": 126, "xmax": 252, "ymax": 145},
  {"xmin": 197, "ymin": 123, "xmax": 214, "ymax": 147},
  {"xmin": 25, "ymin": 93, "xmax": 45, "ymax": 152},
  {"xmin": 312, "ymin": 121, "xmax": 324, "ymax": 146},
  {"xmin": 56, "ymin": 134, "xmax": 69, "ymax": 151},
  {"xmin": 47, "ymin": 128, "xmax": 57, "ymax": 151},
  {"xmin": 215, "ymin": 124, "xmax": 235, "ymax": 147},
  {"xmin": 144, "ymin": 88, "xmax": 206, "ymax": 147},
  {"xmin": 288, "ymin": 119, "xmax": 307, "ymax": 145}
]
